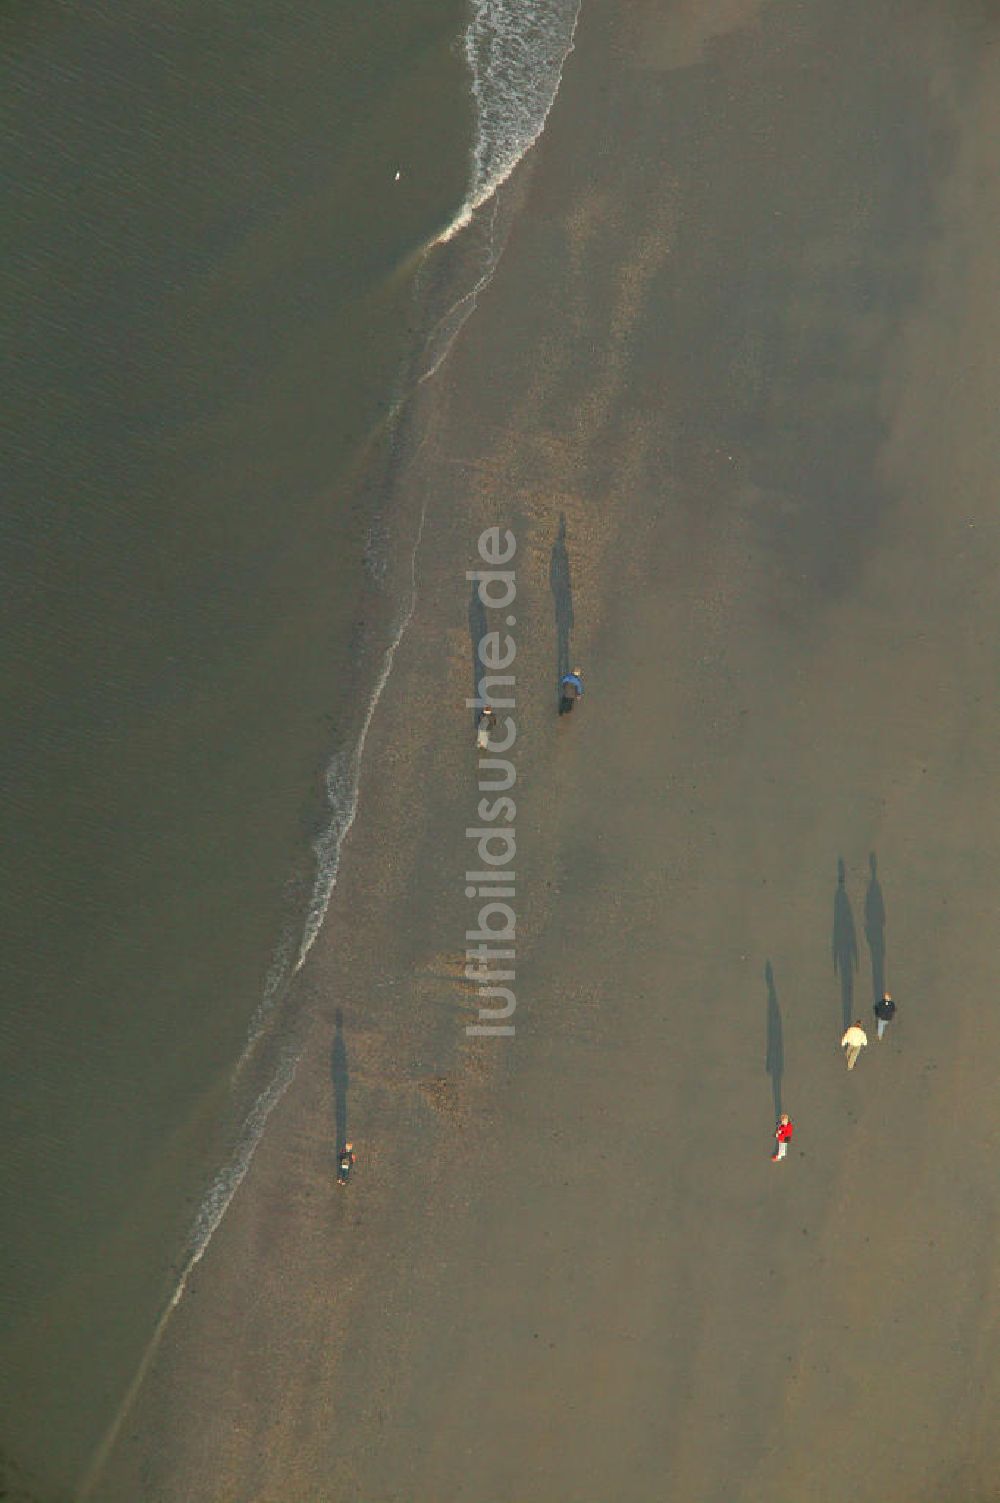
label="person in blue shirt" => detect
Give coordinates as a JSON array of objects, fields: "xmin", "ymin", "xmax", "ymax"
[{"xmin": 559, "ymin": 667, "xmax": 584, "ymax": 716}]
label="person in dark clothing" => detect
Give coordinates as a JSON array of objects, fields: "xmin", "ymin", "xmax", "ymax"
[
  {"xmin": 559, "ymin": 667, "xmax": 584, "ymax": 715},
  {"xmin": 874, "ymin": 990, "xmax": 896, "ymax": 1041},
  {"xmin": 336, "ymin": 1141, "xmax": 355, "ymax": 1186}
]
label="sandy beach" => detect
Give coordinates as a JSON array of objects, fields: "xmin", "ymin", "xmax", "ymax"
[{"xmin": 101, "ymin": 1, "xmax": 1000, "ymax": 1499}]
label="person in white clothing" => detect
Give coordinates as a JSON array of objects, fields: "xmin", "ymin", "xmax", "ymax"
[
  {"xmin": 841, "ymin": 1020, "xmax": 868, "ymax": 1071},
  {"xmin": 476, "ymin": 705, "xmax": 497, "ymax": 751}
]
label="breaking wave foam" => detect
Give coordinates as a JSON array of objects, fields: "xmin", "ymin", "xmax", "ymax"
[
  {"xmin": 439, "ymin": 0, "xmax": 581, "ymax": 242},
  {"xmin": 297, "ymin": 501, "xmax": 428, "ymax": 971}
]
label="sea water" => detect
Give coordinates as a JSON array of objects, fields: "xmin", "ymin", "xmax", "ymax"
[{"xmin": 0, "ymin": 0, "xmax": 579, "ymax": 1495}]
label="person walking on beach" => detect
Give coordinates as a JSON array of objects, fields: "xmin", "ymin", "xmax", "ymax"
[
  {"xmin": 559, "ymin": 666, "xmax": 584, "ymax": 715},
  {"xmin": 841, "ymin": 1019, "xmax": 868, "ymax": 1070},
  {"xmin": 476, "ymin": 705, "xmax": 497, "ymax": 751},
  {"xmin": 336, "ymin": 1141, "xmax": 355, "ymax": 1187},
  {"xmin": 771, "ymin": 1113, "xmax": 794, "ymax": 1162},
  {"xmin": 874, "ymin": 990, "xmax": 896, "ymax": 1041}
]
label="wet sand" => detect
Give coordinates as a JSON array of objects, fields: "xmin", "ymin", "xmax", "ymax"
[{"xmin": 103, "ymin": 1, "xmax": 1000, "ymax": 1499}]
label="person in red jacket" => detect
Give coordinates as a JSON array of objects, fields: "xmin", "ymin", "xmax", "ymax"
[{"xmin": 771, "ymin": 1113, "xmax": 793, "ymax": 1162}]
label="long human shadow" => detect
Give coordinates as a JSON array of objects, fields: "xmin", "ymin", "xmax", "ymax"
[
  {"xmin": 468, "ymin": 578, "xmax": 488, "ymax": 720},
  {"xmin": 764, "ymin": 960, "xmax": 783, "ymax": 1122},
  {"xmin": 832, "ymin": 857, "xmax": 859, "ymax": 1031},
  {"xmin": 549, "ymin": 513, "xmax": 574, "ymax": 704},
  {"xmin": 331, "ymin": 1008, "xmax": 349, "ymax": 1155},
  {"xmin": 864, "ymin": 851, "xmax": 886, "ymax": 1002}
]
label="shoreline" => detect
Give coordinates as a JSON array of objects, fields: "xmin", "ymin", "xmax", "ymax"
[{"xmin": 80, "ymin": 21, "xmax": 581, "ymax": 1495}]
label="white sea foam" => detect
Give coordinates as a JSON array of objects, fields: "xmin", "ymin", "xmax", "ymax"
[
  {"xmin": 296, "ymin": 497, "xmax": 428, "ymax": 970},
  {"xmin": 438, "ymin": 0, "xmax": 582, "ymax": 242},
  {"xmin": 423, "ymin": 0, "xmax": 581, "ymax": 378}
]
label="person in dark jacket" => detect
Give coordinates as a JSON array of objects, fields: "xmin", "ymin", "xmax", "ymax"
[
  {"xmin": 874, "ymin": 990, "xmax": 896, "ymax": 1041},
  {"xmin": 559, "ymin": 667, "xmax": 584, "ymax": 716}
]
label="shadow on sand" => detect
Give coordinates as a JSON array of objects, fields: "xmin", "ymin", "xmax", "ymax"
[
  {"xmin": 331, "ymin": 1008, "xmax": 349, "ymax": 1156},
  {"xmin": 864, "ymin": 851, "xmax": 886, "ymax": 1002},
  {"xmin": 468, "ymin": 578, "xmax": 489, "ymax": 721},
  {"xmin": 549, "ymin": 512, "xmax": 574, "ymax": 707},
  {"xmin": 832, "ymin": 857, "xmax": 859, "ymax": 1032},
  {"xmin": 764, "ymin": 960, "xmax": 784, "ymax": 1123}
]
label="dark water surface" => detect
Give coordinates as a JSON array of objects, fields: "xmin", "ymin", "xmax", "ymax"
[{"xmin": 0, "ymin": 2, "xmax": 470, "ymax": 1492}]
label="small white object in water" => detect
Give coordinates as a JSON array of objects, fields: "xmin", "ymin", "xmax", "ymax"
[{"xmin": 394, "ymin": 169, "xmax": 401, "ymax": 181}]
